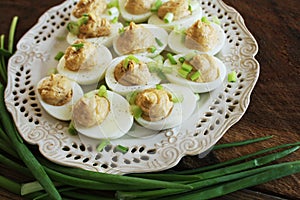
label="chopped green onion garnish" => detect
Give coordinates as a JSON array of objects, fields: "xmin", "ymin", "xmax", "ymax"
[
  {"xmin": 72, "ymin": 43, "xmax": 84, "ymax": 51},
  {"xmin": 67, "ymin": 22, "xmax": 80, "ymax": 35},
  {"xmin": 163, "ymin": 12, "xmax": 174, "ymax": 23},
  {"xmin": 167, "ymin": 53, "xmax": 177, "ymax": 65},
  {"xmin": 108, "ymin": 7, "xmax": 119, "ymax": 16},
  {"xmin": 212, "ymin": 16, "xmax": 221, "ymax": 25},
  {"xmin": 155, "ymin": 37, "xmax": 164, "ymax": 47},
  {"xmin": 156, "ymin": 84, "xmax": 163, "ymax": 90},
  {"xmin": 97, "ymin": 85, "xmax": 108, "ymax": 98},
  {"xmin": 116, "ymin": 145, "xmax": 129, "ymax": 153},
  {"xmin": 54, "ymin": 51, "xmax": 64, "ymax": 61},
  {"xmin": 127, "ymin": 55, "xmax": 140, "ymax": 63},
  {"xmin": 179, "ymin": 57, "xmax": 185, "ymax": 63},
  {"xmin": 68, "ymin": 122, "xmax": 77, "ymax": 135},
  {"xmin": 127, "ymin": 91, "xmax": 139, "ymax": 105},
  {"xmin": 228, "ymin": 71, "xmax": 237, "ymax": 82},
  {"xmin": 181, "ymin": 62, "xmax": 193, "ymax": 72},
  {"xmin": 178, "ymin": 68, "xmax": 189, "ymax": 78},
  {"xmin": 131, "ymin": 105, "xmax": 143, "ymax": 119},
  {"xmin": 107, "ymin": 0, "xmax": 119, "ymax": 8},
  {"xmin": 148, "ymin": 46, "xmax": 157, "ymax": 53},
  {"xmin": 188, "ymin": 1, "xmax": 198, "ymax": 12},
  {"xmin": 201, "ymin": 16, "xmax": 211, "ymax": 24},
  {"xmin": 190, "ymin": 71, "xmax": 201, "ymax": 81},
  {"xmin": 118, "ymin": 27, "xmax": 125, "ymax": 35},
  {"xmin": 151, "ymin": 0, "xmax": 162, "ymax": 12},
  {"xmin": 77, "ymin": 15, "xmax": 89, "ymax": 26},
  {"xmin": 97, "ymin": 140, "xmax": 110, "ymax": 152},
  {"xmin": 111, "ymin": 16, "xmax": 118, "ymax": 24}
]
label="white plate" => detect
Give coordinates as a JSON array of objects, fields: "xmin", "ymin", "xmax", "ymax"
[{"xmin": 5, "ymin": 0, "xmax": 259, "ymax": 174}]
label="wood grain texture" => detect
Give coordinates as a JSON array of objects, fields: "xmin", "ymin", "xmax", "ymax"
[{"xmin": 0, "ymin": 0, "xmax": 299, "ymax": 199}]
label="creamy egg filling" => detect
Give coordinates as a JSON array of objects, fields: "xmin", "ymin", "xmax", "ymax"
[
  {"xmin": 157, "ymin": 0, "xmax": 191, "ymax": 21},
  {"xmin": 185, "ymin": 20, "xmax": 218, "ymax": 52},
  {"xmin": 72, "ymin": 0, "xmax": 107, "ymax": 18},
  {"xmin": 135, "ymin": 88, "xmax": 174, "ymax": 122},
  {"xmin": 37, "ymin": 74, "xmax": 73, "ymax": 106},
  {"xmin": 125, "ymin": 0, "xmax": 155, "ymax": 14},
  {"xmin": 116, "ymin": 22, "xmax": 156, "ymax": 54}
]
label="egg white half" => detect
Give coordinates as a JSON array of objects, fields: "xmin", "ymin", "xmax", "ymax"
[
  {"xmin": 105, "ymin": 55, "xmax": 161, "ymax": 96},
  {"xmin": 163, "ymin": 54, "xmax": 227, "ymax": 93},
  {"xmin": 168, "ymin": 22, "xmax": 226, "ymax": 55},
  {"xmin": 134, "ymin": 83, "xmax": 197, "ymax": 130},
  {"xmin": 73, "ymin": 90, "xmax": 134, "ymax": 139},
  {"xmin": 36, "ymin": 77, "xmax": 84, "ymax": 121},
  {"xmin": 57, "ymin": 45, "xmax": 112, "ymax": 85},
  {"xmin": 118, "ymin": 0, "xmax": 153, "ymax": 23},
  {"xmin": 113, "ymin": 24, "xmax": 168, "ymax": 57},
  {"xmin": 147, "ymin": 3, "xmax": 202, "ymax": 32},
  {"xmin": 66, "ymin": 22, "xmax": 123, "ymax": 47}
]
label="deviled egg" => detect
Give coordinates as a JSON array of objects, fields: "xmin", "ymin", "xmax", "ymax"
[
  {"xmin": 118, "ymin": 0, "xmax": 155, "ymax": 23},
  {"xmin": 71, "ymin": 0, "xmax": 107, "ymax": 20},
  {"xmin": 57, "ymin": 39, "xmax": 112, "ymax": 85},
  {"xmin": 72, "ymin": 86, "xmax": 134, "ymax": 139},
  {"xmin": 168, "ymin": 19, "xmax": 226, "ymax": 55},
  {"xmin": 36, "ymin": 74, "xmax": 84, "ymax": 121},
  {"xmin": 148, "ymin": 0, "xmax": 202, "ymax": 31},
  {"xmin": 105, "ymin": 55, "xmax": 161, "ymax": 96},
  {"xmin": 66, "ymin": 13, "xmax": 123, "ymax": 47},
  {"xmin": 113, "ymin": 22, "xmax": 168, "ymax": 57},
  {"xmin": 129, "ymin": 84, "xmax": 197, "ymax": 130},
  {"xmin": 163, "ymin": 53, "xmax": 227, "ymax": 93}
]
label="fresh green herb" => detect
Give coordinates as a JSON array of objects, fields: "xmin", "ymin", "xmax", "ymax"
[
  {"xmin": 178, "ymin": 57, "xmax": 185, "ymax": 63},
  {"xmin": 131, "ymin": 105, "xmax": 143, "ymax": 119},
  {"xmin": 116, "ymin": 145, "xmax": 129, "ymax": 153},
  {"xmin": 67, "ymin": 22, "xmax": 80, "ymax": 35},
  {"xmin": 96, "ymin": 140, "xmax": 110, "ymax": 152},
  {"xmin": 148, "ymin": 46, "xmax": 157, "ymax": 53},
  {"xmin": 228, "ymin": 71, "xmax": 237, "ymax": 82},
  {"xmin": 97, "ymin": 85, "xmax": 108, "ymax": 98},
  {"xmin": 0, "ymin": 48, "xmax": 12, "ymax": 57},
  {"xmin": 155, "ymin": 37, "xmax": 164, "ymax": 47},
  {"xmin": 181, "ymin": 62, "xmax": 193, "ymax": 72},
  {"xmin": 107, "ymin": 0, "xmax": 119, "ymax": 8},
  {"xmin": 123, "ymin": 55, "xmax": 139, "ymax": 69},
  {"xmin": 156, "ymin": 84, "xmax": 163, "ymax": 90},
  {"xmin": 54, "ymin": 51, "xmax": 64, "ymax": 61},
  {"xmin": 118, "ymin": 27, "xmax": 125, "ymax": 35},
  {"xmin": 151, "ymin": 0, "xmax": 162, "ymax": 12},
  {"xmin": 111, "ymin": 16, "xmax": 118, "ymax": 24},
  {"xmin": 178, "ymin": 68, "xmax": 189, "ymax": 78},
  {"xmin": 201, "ymin": 16, "xmax": 211, "ymax": 24},
  {"xmin": 77, "ymin": 15, "xmax": 89, "ymax": 26},
  {"xmin": 127, "ymin": 91, "xmax": 139, "ymax": 105},
  {"xmin": 163, "ymin": 12, "xmax": 174, "ymax": 23},
  {"xmin": 188, "ymin": 1, "xmax": 198, "ymax": 12},
  {"xmin": 68, "ymin": 122, "xmax": 77, "ymax": 135},
  {"xmin": 190, "ymin": 71, "xmax": 201, "ymax": 81},
  {"xmin": 167, "ymin": 53, "xmax": 177, "ymax": 65},
  {"xmin": 71, "ymin": 43, "xmax": 84, "ymax": 51},
  {"xmin": 8, "ymin": 16, "xmax": 18, "ymax": 53}
]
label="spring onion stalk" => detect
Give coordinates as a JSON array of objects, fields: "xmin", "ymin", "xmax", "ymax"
[
  {"xmin": 213, "ymin": 135, "xmax": 273, "ymax": 150},
  {"xmin": 0, "ymin": 127, "xmax": 11, "ymax": 145},
  {"xmin": 0, "ymin": 175, "xmax": 21, "ymax": 195},
  {"xmin": 97, "ymin": 85, "xmax": 108, "ymax": 98},
  {"xmin": 201, "ymin": 16, "xmax": 210, "ymax": 24},
  {"xmin": 116, "ymin": 145, "xmax": 129, "ymax": 153},
  {"xmin": 96, "ymin": 139, "xmax": 110, "ymax": 152},
  {"xmin": 190, "ymin": 71, "xmax": 201, "ymax": 81},
  {"xmin": 151, "ymin": 0, "xmax": 163, "ymax": 12},
  {"xmin": 181, "ymin": 62, "xmax": 193, "ymax": 72},
  {"xmin": 155, "ymin": 37, "xmax": 164, "ymax": 47},
  {"xmin": 71, "ymin": 43, "xmax": 84, "ymax": 50},
  {"xmin": 21, "ymin": 181, "xmax": 64, "ymax": 196},
  {"xmin": 54, "ymin": 51, "xmax": 64, "ymax": 61},
  {"xmin": 156, "ymin": 84, "xmax": 163, "ymax": 90},
  {"xmin": 0, "ymin": 47, "xmax": 12, "ymax": 57},
  {"xmin": 163, "ymin": 12, "xmax": 174, "ymax": 23},
  {"xmin": 32, "ymin": 187, "xmax": 75, "ymax": 200},
  {"xmin": 228, "ymin": 71, "xmax": 237, "ymax": 82},
  {"xmin": 167, "ymin": 53, "xmax": 177, "ymax": 65},
  {"xmin": 8, "ymin": 16, "xmax": 18, "ymax": 53},
  {"xmin": 61, "ymin": 190, "xmax": 115, "ymax": 200},
  {"xmin": 0, "ymin": 84, "xmax": 62, "ymax": 200},
  {"xmin": 67, "ymin": 22, "xmax": 80, "ymax": 35},
  {"xmin": 167, "ymin": 161, "xmax": 300, "ymax": 200},
  {"xmin": 0, "ymin": 153, "xmax": 32, "ymax": 176},
  {"xmin": 68, "ymin": 122, "xmax": 77, "ymax": 135},
  {"xmin": 178, "ymin": 57, "xmax": 185, "ymax": 63},
  {"xmin": 177, "ymin": 141, "xmax": 300, "ymax": 174},
  {"xmin": 0, "ymin": 139, "xmax": 19, "ymax": 158},
  {"xmin": 0, "ymin": 35, "xmax": 7, "ymax": 83}
]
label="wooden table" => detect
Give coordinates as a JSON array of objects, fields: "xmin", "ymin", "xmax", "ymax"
[{"xmin": 0, "ymin": 0, "xmax": 299, "ymax": 199}]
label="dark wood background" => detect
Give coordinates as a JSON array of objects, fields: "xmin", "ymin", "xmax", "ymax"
[{"xmin": 0, "ymin": 0, "xmax": 299, "ymax": 199}]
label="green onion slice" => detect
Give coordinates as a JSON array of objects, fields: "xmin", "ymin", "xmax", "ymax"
[
  {"xmin": 181, "ymin": 62, "xmax": 193, "ymax": 72},
  {"xmin": 108, "ymin": 7, "xmax": 119, "ymax": 16},
  {"xmin": 54, "ymin": 51, "xmax": 64, "ymax": 61},
  {"xmin": 131, "ymin": 105, "xmax": 143, "ymax": 119},
  {"xmin": 167, "ymin": 53, "xmax": 177, "ymax": 65},
  {"xmin": 97, "ymin": 85, "xmax": 108, "ymax": 98},
  {"xmin": 116, "ymin": 145, "xmax": 129, "ymax": 153},
  {"xmin": 228, "ymin": 71, "xmax": 237, "ymax": 82},
  {"xmin": 96, "ymin": 140, "xmax": 110, "ymax": 152},
  {"xmin": 151, "ymin": 0, "xmax": 163, "ymax": 12},
  {"xmin": 67, "ymin": 22, "xmax": 80, "ymax": 35},
  {"xmin": 190, "ymin": 71, "xmax": 201, "ymax": 81},
  {"xmin": 155, "ymin": 37, "xmax": 164, "ymax": 47},
  {"xmin": 178, "ymin": 68, "xmax": 189, "ymax": 78},
  {"xmin": 148, "ymin": 46, "xmax": 157, "ymax": 53},
  {"xmin": 68, "ymin": 122, "xmax": 77, "ymax": 135},
  {"xmin": 201, "ymin": 16, "xmax": 211, "ymax": 24},
  {"xmin": 163, "ymin": 12, "xmax": 174, "ymax": 23},
  {"xmin": 127, "ymin": 91, "xmax": 139, "ymax": 105},
  {"xmin": 178, "ymin": 57, "xmax": 185, "ymax": 63},
  {"xmin": 156, "ymin": 84, "xmax": 163, "ymax": 90},
  {"xmin": 71, "ymin": 43, "xmax": 84, "ymax": 51}
]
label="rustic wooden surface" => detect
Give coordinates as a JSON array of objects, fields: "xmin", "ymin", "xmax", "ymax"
[{"xmin": 0, "ymin": 0, "xmax": 299, "ymax": 199}]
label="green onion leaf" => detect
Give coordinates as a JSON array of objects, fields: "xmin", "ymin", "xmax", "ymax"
[
  {"xmin": 148, "ymin": 46, "xmax": 157, "ymax": 53},
  {"xmin": 107, "ymin": 0, "xmax": 119, "ymax": 8},
  {"xmin": 127, "ymin": 91, "xmax": 139, "ymax": 105},
  {"xmin": 201, "ymin": 16, "xmax": 211, "ymax": 24},
  {"xmin": 178, "ymin": 57, "xmax": 185, "ymax": 63},
  {"xmin": 167, "ymin": 53, "xmax": 177, "ymax": 65},
  {"xmin": 163, "ymin": 12, "xmax": 174, "ymax": 24},
  {"xmin": 54, "ymin": 51, "xmax": 64, "ymax": 61},
  {"xmin": 151, "ymin": 0, "xmax": 162, "ymax": 12},
  {"xmin": 77, "ymin": 15, "xmax": 89, "ymax": 26},
  {"xmin": 155, "ymin": 37, "xmax": 164, "ymax": 47},
  {"xmin": 181, "ymin": 62, "xmax": 193, "ymax": 72},
  {"xmin": 156, "ymin": 84, "xmax": 163, "ymax": 90},
  {"xmin": 118, "ymin": 27, "xmax": 125, "ymax": 35},
  {"xmin": 67, "ymin": 22, "xmax": 80, "ymax": 35},
  {"xmin": 0, "ymin": 48, "xmax": 12, "ymax": 57},
  {"xmin": 96, "ymin": 140, "xmax": 110, "ymax": 152},
  {"xmin": 97, "ymin": 85, "xmax": 108, "ymax": 98},
  {"xmin": 178, "ymin": 68, "xmax": 189, "ymax": 78},
  {"xmin": 71, "ymin": 43, "xmax": 84, "ymax": 51},
  {"xmin": 228, "ymin": 71, "xmax": 237, "ymax": 82},
  {"xmin": 190, "ymin": 71, "xmax": 201, "ymax": 81},
  {"xmin": 68, "ymin": 122, "xmax": 77, "ymax": 135},
  {"xmin": 111, "ymin": 16, "xmax": 118, "ymax": 24},
  {"xmin": 116, "ymin": 145, "xmax": 129, "ymax": 153},
  {"xmin": 127, "ymin": 55, "xmax": 140, "ymax": 63},
  {"xmin": 131, "ymin": 105, "xmax": 143, "ymax": 119}
]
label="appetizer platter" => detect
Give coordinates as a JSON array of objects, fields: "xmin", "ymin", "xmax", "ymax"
[{"xmin": 5, "ymin": 0, "xmax": 259, "ymax": 174}]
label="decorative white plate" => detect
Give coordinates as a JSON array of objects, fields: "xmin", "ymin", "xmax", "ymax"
[{"xmin": 5, "ymin": 0, "xmax": 259, "ymax": 174}]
